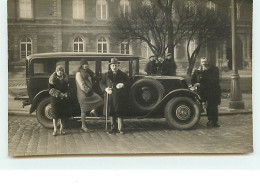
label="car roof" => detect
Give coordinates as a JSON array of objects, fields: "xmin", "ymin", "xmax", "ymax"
[{"xmin": 27, "ymin": 52, "xmax": 141, "ymax": 60}]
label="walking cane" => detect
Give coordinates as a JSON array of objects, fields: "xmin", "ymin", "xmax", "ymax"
[{"xmin": 105, "ymin": 92, "xmax": 108, "ymax": 131}]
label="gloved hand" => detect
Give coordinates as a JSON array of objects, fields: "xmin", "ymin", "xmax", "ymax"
[
  {"xmin": 105, "ymin": 87, "xmax": 112, "ymax": 94},
  {"xmin": 116, "ymin": 83, "xmax": 124, "ymax": 89},
  {"xmin": 202, "ymin": 102, "xmax": 207, "ymax": 110}
]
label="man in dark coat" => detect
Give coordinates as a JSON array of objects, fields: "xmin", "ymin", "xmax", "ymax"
[
  {"xmin": 191, "ymin": 57, "xmax": 221, "ymax": 128},
  {"xmin": 161, "ymin": 53, "xmax": 177, "ymax": 76},
  {"xmin": 100, "ymin": 57, "xmax": 129, "ymax": 134},
  {"xmin": 145, "ymin": 55, "xmax": 161, "ymax": 75}
]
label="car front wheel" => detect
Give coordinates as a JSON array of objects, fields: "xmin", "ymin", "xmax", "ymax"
[
  {"xmin": 36, "ymin": 97, "xmax": 54, "ymax": 128},
  {"xmin": 164, "ymin": 97, "xmax": 200, "ymax": 129}
]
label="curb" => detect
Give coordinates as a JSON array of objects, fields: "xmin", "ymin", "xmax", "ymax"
[
  {"xmin": 201, "ymin": 110, "xmax": 252, "ymax": 116},
  {"xmin": 8, "ymin": 111, "xmax": 35, "ymax": 116}
]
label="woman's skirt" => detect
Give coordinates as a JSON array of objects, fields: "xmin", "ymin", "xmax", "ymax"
[{"xmin": 79, "ymin": 92, "xmax": 104, "ymax": 113}]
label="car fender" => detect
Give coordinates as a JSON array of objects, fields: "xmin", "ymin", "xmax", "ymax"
[
  {"xmin": 143, "ymin": 89, "xmax": 202, "ymax": 117},
  {"xmin": 29, "ymin": 90, "xmax": 50, "ymax": 114}
]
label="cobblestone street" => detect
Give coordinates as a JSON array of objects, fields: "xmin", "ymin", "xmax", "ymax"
[{"xmin": 8, "ymin": 114, "xmax": 253, "ymax": 156}]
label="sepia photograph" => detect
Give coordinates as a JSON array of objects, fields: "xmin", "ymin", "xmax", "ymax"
[{"xmin": 8, "ymin": 0, "xmax": 253, "ymax": 157}]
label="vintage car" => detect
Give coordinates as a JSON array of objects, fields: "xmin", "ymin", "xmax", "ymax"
[{"xmin": 23, "ymin": 52, "xmax": 202, "ymax": 130}]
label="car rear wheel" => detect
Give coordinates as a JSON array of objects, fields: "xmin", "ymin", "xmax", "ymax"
[
  {"xmin": 130, "ymin": 78, "xmax": 165, "ymax": 113},
  {"xmin": 164, "ymin": 97, "xmax": 200, "ymax": 129},
  {"xmin": 36, "ymin": 97, "xmax": 54, "ymax": 128}
]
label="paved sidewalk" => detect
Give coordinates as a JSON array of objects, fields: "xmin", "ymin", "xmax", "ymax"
[{"xmin": 8, "ymin": 114, "xmax": 253, "ymax": 156}]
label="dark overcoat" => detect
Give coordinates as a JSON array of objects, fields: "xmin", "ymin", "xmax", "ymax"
[
  {"xmin": 161, "ymin": 58, "xmax": 177, "ymax": 76},
  {"xmin": 145, "ymin": 60, "xmax": 162, "ymax": 75},
  {"xmin": 100, "ymin": 69, "xmax": 129, "ymax": 116},
  {"xmin": 191, "ymin": 65, "xmax": 221, "ymax": 105},
  {"xmin": 48, "ymin": 73, "xmax": 70, "ymax": 119}
]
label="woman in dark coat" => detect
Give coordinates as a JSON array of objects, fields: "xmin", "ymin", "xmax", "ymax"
[
  {"xmin": 100, "ymin": 58, "xmax": 129, "ymax": 134},
  {"xmin": 75, "ymin": 59, "xmax": 103, "ymax": 132},
  {"xmin": 49, "ymin": 65, "xmax": 69, "ymax": 136}
]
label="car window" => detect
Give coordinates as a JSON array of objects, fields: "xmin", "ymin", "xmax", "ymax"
[
  {"xmin": 101, "ymin": 60, "xmax": 110, "ymax": 74},
  {"xmin": 69, "ymin": 60, "xmax": 96, "ymax": 75},
  {"xmin": 139, "ymin": 59, "xmax": 147, "ymax": 75},
  {"xmin": 101, "ymin": 60, "xmax": 129, "ymax": 75},
  {"xmin": 32, "ymin": 59, "xmax": 66, "ymax": 76},
  {"xmin": 119, "ymin": 61, "xmax": 129, "ymax": 74},
  {"xmin": 132, "ymin": 59, "xmax": 137, "ymax": 75}
]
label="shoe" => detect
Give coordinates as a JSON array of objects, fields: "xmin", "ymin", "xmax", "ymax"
[
  {"xmin": 53, "ymin": 129, "xmax": 57, "ymax": 136},
  {"xmin": 81, "ymin": 127, "xmax": 90, "ymax": 133},
  {"xmin": 90, "ymin": 110, "xmax": 97, "ymax": 117},
  {"xmin": 212, "ymin": 122, "xmax": 220, "ymax": 128},
  {"xmin": 108, "ymin": 129, "xmax": 117, "ymax": 134},
  {"xmin": 206, "ymin": 121, "xmax": 212, "ymax": 128},
  {"xmin": 60, "ymin": 129, "xmax": 66, "ymax": 135},
  {"xmin": 118, "ymin": 130, "xmax": 124, "ymax": 134}
]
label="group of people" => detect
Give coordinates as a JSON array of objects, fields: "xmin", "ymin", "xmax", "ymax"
[
  {"xmin": 49, "ymin": 57, "xmax": 128, "ymax": 136},
  {"xmin": 48, "ymin": 55, "xmax": 221, "ymax": 136},
  {"xmin": 145, "ymin": 53, "xmax": 177, "ymax": 76}
]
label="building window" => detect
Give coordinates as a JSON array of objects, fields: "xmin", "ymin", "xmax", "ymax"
[
  {"xmin": 120, "ymin": 0, "xmax": 130, "ymax": 17},
  {"xmin": 19, "ymin": 0, "xmax": 32, "ymax": 19},
  {"xmin": 206, "ymin": 1, "xmax": 216, "ymax": 11},
  {"xmin": 20, "ymin": 37, "xmax": 32, "ymax": 58},
  {"xmin": 96, "ymin": 0, "xmax": 107, "ymax": 20},
  {"xmin": 185, "ymin": 1, "xmax": 196, "ymax": 14},
  {"xmin": 73, "ymin": 0, "xmax": 85, "ymax": 19},
  {"xmin": 98, "ymin": 37, "xmax": 108, "ymax": 53},
  {"xmin": 74, "ymin": 37, "xmax": 84, "ymax": 52},
  {"xmin": 121, "ymin": 41, "xmax": 130, "ymax": 54}
]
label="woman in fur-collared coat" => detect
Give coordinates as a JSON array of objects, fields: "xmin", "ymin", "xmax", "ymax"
[
  {"xmin": 75, "ymin": 59, "xmax": 103, "ymax": 132},
  {"xmin": 49, "ymin": 65, "xmax": 69, "ymax": 136}
]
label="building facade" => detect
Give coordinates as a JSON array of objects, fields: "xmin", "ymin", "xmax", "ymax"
[{"xmin": 8, "ymin": 0, "xmax": 252, "ymax": 73}]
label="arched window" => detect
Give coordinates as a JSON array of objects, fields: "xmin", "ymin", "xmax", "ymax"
[
  {"xmin": 20, "ymin": 37, "xmax": 32, "ymax": 58},
  {"xmin": 97, "ymin": 37, "xmax": 108, "ymax": 53},
  {"xmin": 121, "ymin": 41, "xmax": 131, "ymax": 54},
  {"xmin": 19, "ymin": 0, "xmax": 32, "ymax": 19},
  {"xmin": 120, "ymin": 0, "xmax": 130, "ymax": 17},
  {"xmin": 73, "ymin": 0, "xmax": 85, "ymax": 19},
  {"xmin": 96, "ymin": 0, "xmax": 107, "ymax": 20},
  {"xmin": 185, "ymin": 1, "xmax": 196, "ymax": 14},
  {"xmin": 73, "ymin": 37, "xmax": 84, "ymax": 52},
  {"xmin": 206, "ymin": 1, "xmax": 216, "ymax": 11}
]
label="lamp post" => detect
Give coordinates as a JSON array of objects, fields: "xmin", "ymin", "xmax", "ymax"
[{"xmin": 229, "ymin": 0, "xmax": 245, "ymax": 109}]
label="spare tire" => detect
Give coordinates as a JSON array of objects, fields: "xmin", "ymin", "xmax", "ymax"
[{"xmin": 130, "ymin": 78, "xmax": 165, "ymax": 113}]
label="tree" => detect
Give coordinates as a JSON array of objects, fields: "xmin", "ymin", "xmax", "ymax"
[
  {"xmin": 110, "ymin": 0, "xmax": 187, "ymax": 75},
  {"xmin": 110, "ymin": 1, "xmax": 167, "ymax": 57},
  {"xmin": 181, "ymin": 0, "xmax": 230, "ymax": 76},
  {"xmin": 110, "ymin": 0, "xmax": 231, "ymax": 76}
]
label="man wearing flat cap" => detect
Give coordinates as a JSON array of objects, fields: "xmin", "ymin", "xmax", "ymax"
[
  {"xmin": 161, "ymin": 53, "xmax": 177, "ymax": 76},
  {"xmin": 100, "ymin": 57, "xmax": 129, "ymax": 134},
  {"xmin": 191, "ymin": 57, "xmax": 221, "ymax": 128},
  {"xmin": 145, "ymin": 55, "xmax": 161, "ymax": 75}
]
